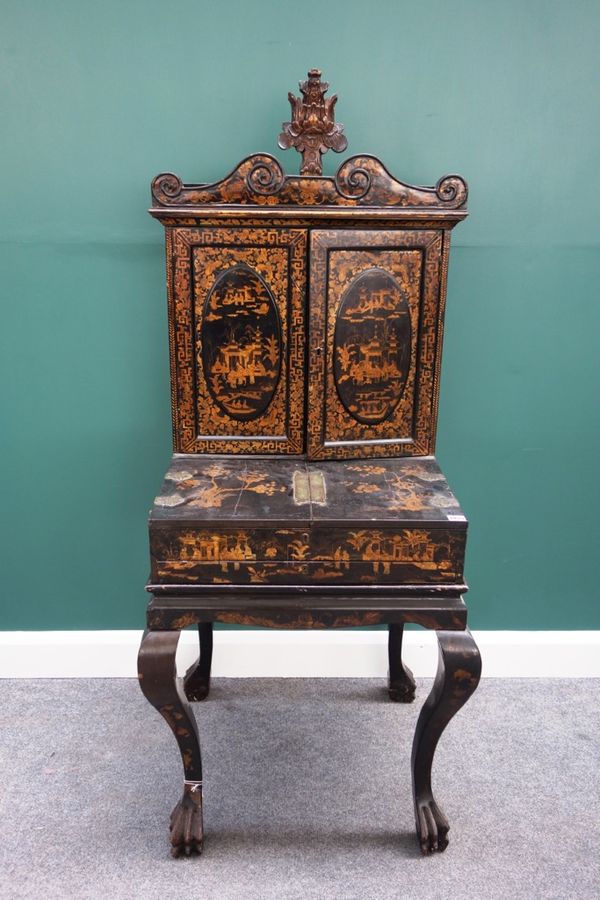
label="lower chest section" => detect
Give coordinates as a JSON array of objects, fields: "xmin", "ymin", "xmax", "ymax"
[
  {"xmin": 150, "ymin": 524, "xmax": 465, "ymax": 586},
  {"xmin": 149, "ymin": 456, "xmax": 467, "ymax": 587}
]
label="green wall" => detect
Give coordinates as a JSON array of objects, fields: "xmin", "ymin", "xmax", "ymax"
[{"xmin": 2, "ymin": 0, "xmax": 599, "ymax": 629}]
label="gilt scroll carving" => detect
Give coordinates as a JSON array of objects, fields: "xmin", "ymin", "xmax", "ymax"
[{"xmin": 152, "ymin": 155, "xmax": 467, "ymax": 211}]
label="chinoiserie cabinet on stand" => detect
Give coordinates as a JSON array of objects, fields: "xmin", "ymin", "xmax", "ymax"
[{"xmin": 137, "ymin": 69, "xmax": 481, "ymax": 858}]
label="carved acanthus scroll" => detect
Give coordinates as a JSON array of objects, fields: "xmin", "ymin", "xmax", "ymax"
[{"xmin": 278, "ymin": 69, "xmax": 348, "ymax": 176}]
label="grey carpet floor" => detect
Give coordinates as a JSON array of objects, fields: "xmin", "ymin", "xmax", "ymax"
[{"xmin": 0, "ymin": 678, "xmax": 599, "ymax": 900}]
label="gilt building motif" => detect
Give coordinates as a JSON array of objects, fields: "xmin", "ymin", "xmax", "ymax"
[
  {"xmin": 202, "ymin": 265, "xmax": 282, "ymax": 421},
  {"xmin": 333, "ymin": 268, "xmax": 411, "ymax": 424}
]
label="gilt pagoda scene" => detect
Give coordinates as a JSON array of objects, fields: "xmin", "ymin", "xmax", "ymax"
[
  {"xmin": 334, "ymin": 268, "xmax": 412, "ymax": 424},
  {"xmin": 200, "ymin": 265, "xmax": 282, "ymax": 421}
]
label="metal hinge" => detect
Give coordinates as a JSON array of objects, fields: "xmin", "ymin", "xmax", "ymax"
[{"xmin": 293, "ymin": 470, "xmax": 327, "ymax": 506}]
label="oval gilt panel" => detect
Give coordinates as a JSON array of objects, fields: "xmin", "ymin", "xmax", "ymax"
[
  {"xmin": 333, "ymin": 268, "xmax": 411, "ymax": 425},
  {"xmin": 202, "ymin": 265, "xmax": 282, "ymax": 421}
]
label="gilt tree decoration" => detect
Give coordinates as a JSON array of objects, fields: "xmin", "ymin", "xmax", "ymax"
[{"xmin": 278, "ymin": 69, "xmax": 348, "ymax": 176}]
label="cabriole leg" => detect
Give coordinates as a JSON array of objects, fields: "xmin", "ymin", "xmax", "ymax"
[
  {"xmin": 184, "ymin": 622, "xmax": 213, "ymax": 701},
  {"xmin": 411, "ymin": 628, "xmax": 481, "ymax": 854},
  {"xmin": 138, "ymin": 628, "xmax": 204, "ymax": 858},
  {"xmin": 388, "ymin": 622, "xmax": 416, "ymax": 702}
]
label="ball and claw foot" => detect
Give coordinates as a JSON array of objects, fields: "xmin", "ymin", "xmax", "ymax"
[
  {"xmin": 183, "ymin": 623, "xmax": 213, "ymax": 702},
  {"xmin": 388, "ymin": 666, "xmax": 416, "ymax": 703},
  {"xmin": 170, "ymin": 782, "xmax": 204, "ymax": 858},
  {"xmin": 415, "ymin": 797, "xmax": 450, "ymax": 854},
  {"xmin": 387, "ymin": 624, "xmax": 416, "ymax": 703},
  {"xmin": 410, "ymin": 631, "xmax": 481, "ymax": 855},
  {"xmin": 183, "ymin": 669, "xmax": 210, "ymax": 702}
]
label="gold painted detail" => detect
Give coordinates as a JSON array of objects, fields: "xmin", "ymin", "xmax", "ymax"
[
  {"xmin": 307, "ymin": 230, "xmax": 444, "ymax": 459},
  {"xmin": 152, "ymin": 154, "xmax": 468, "ymax": 211},
  {"xmin": 202, "ymin": 266, "xmax": 281, "ymax": 421},
  {"xmin": 346, "ymin": 529, "xmax": 446, "ymax": 574},
  {"xmin": 169, "ymin": 227, "xmax": 306, "ymax": 454},
  {"xmin": 326, "ymin": 250, "xmax": 419, "ymax": 442},
  {"xmin": 178, "ymin": 531, "xmax": 255, "ymax": 566},
  {"xmin": 159, "ymin": 466, "xmax": 286, "ymax": 510},
  {"xmin": 169, "ymin": 527, "xmax": 456, "ymax": 575},
  {"xmin": 334, "ymin": 268, "xmax": 411, "ymax": 424}
]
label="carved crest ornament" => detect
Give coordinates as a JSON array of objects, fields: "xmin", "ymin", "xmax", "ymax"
[{"xmin": 278, "ymin": 68, "xmax": 348, "ymax": 175}]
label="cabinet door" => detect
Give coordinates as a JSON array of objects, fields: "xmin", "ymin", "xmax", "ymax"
[
  {"xmin": 169, "ymin": 226, "xmax": 306, "ymax": 453},
  {"xmin": 307, "ymin": 229, "xmax": 445, "ymax": 459}
]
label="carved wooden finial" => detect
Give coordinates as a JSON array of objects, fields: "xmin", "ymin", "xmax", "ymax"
[{"xmin": 278, "ymin": 69, "xmax": 348, "ymax": 176}]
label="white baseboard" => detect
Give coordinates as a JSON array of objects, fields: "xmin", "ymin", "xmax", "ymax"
[{"xmin": 0, "ymin": 630, "xmax": 599, "ymax": 678}]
